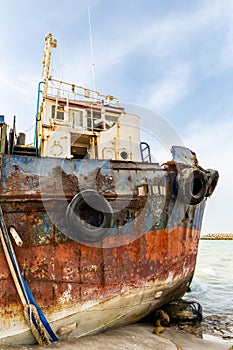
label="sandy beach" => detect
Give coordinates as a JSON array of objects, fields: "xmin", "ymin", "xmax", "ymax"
[
  {"xmin": 44, "ymin": 324, "xmax": 232, "ymax": 350},
  {"xmin": 164, "ymin": 327, "xmax": 232, "ymax": 350},
  {"xmin": 1, "ymin": 323, "xmax": 232, "ymax": 350}
]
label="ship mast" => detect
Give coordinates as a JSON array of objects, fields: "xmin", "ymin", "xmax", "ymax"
[
  {"xmin": 35, "ymin": 34, "xmax": 57, "ymax": 156},
  {"xmin": 42, "ymin": 33, "xmax": 57, "ymax": 95}
]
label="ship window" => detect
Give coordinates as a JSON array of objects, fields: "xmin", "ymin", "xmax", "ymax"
[
  {"xmin": 86, "ymin": 109, "xmax": 119, "ymax": 131},
  {"xmin": 152, "ymin": 185, "xmax": 159, "ymax": 195},
  {"xmin": 87, "ymin": 110, "xmax": 102, "ymax": 131},
  {"xmin": 120, "ymin": 151, "xmax": 128, "ymax": 160},
  {"xmin": 160, "ymin": 186, "xmax": 166, "ymax": 195},
  {"xmin": 138, "ymin": 185, "xmax": 148, "ymax": 196},
  {"xmin": 69, "ymin": 109, "xmax": 83, "ymax": 127},
  {"xmin": 51, "ymin": 105, "xmax": 64, "ymax": 120},
  {"xmin": 105, "ymin": 113, "xmax": 119, "ymax": 129}
]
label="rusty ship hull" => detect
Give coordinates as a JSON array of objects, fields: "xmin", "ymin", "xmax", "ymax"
[
  {"xmin": 0, "ymin": 152, "xmax": 206, "ymax": 344},
  {"xmin": 0, "ymin": 34, "xmax": 219, "ymax": 345}
]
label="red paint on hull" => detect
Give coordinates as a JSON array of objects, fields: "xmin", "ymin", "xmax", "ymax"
[{"xmin": 0, "ymin": 227, "xmax": 200, "ymax": 316}]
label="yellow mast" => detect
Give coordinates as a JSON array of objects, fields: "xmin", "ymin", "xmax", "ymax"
[
  {"xmin": 42, "ymin": 33, "xmax": 57, "ymax": 96},
  {"xmin": 36, "ymin": 34, "xmax": 57, "ymax": 156}
]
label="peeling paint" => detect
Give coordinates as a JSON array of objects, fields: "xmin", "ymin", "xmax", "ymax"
[{"xmin": 0, "ymin": 150, "xmax": 217, "ymax": 344}]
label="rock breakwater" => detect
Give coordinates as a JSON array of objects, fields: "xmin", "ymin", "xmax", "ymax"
[{"xmin": 201, "ymin": 233, "xmax": 233, "ymax": 240}]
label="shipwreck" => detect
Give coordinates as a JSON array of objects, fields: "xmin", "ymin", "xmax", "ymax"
[{"xmin": 0, "ymin": 34, "xmax": 219, "ymax": 345}]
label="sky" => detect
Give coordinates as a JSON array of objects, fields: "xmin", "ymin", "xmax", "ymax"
[{"xmin": 0, "ymin": 0, "xmax": 232, "ymax": 234}]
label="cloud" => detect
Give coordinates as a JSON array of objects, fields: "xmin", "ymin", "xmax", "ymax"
[
  {"xmin": 64, "ymin": 0, "xmax": 233, "ymax": 112},
  {"xmin": 184, "ymin": 117, "xmax": 233, "ymax": 234},
  {"xmin": 0, "ymin": 74, "xmax": 35, "ymax": 98},
  {"xmin": 0, "ymin": 66, "xmax": 38, "ymax": 142},
  {"xmin": 143, "ymin": 62, "xmax": 193, "ymax": 111},
  {"xmin": 93, "ymin": 1, "xmax": 232, "ymax": 67}
]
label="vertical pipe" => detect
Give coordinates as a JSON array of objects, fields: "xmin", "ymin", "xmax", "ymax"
[{"xmin": 35, "ymin": 81, "xmax": 45, "ymax": 156}]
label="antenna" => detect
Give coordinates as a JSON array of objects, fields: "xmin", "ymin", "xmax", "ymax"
[
  {"xmin": 88, "ymin": 5, "xmax": 97, "ymax": 97},
  {"xmin": 59, "ymin": 44, "xmax": 63, "ymax": 81}
]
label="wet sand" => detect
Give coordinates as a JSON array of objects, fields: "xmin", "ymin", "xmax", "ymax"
[
  {"xmin": 164, "ymin": 327, "xmax": 232, "ymax": 350},
  {"xmin": 1, "ymin": 323, "xmax": 232, "ymax": 350}
]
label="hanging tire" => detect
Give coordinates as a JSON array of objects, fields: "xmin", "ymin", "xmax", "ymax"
[
  {"xmin": 66, "ymin": 189, "xmax": 114, "ymax": 243},
  {"xmin": 176, "ymin": 168, "xmax": 208, "ymax": 205},
  {"xmin": 205, "ymin": 169, "xmax": 219, "ymax": 197}
]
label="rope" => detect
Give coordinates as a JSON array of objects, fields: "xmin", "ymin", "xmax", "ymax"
[
  {"xmin": 0, "ymin": 206, "xmax": 58, "ymax": 345},
  {"xmin": 24, "ymin": 304, "xmax": 51, "ymax": 345}
]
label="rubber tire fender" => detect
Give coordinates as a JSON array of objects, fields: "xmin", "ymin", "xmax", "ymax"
[
  {"xmin": 205, "ymin": 169, "xmax": 219, "ymax": 197},
  {"xmin": 176, "ymin": 168, "xmax": 208, "ymax": 205},
  {"xmin": 66, "ymin": 189, "xmax": 114, "ymax": 243}
]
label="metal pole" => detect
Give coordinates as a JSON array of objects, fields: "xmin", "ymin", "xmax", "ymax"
[{"xmin": 88, "ymin": 6, "xmax": 97, "ymax": 99}]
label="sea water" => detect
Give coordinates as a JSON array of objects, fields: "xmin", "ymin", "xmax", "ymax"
[{"xmin": 185, "ymin": 239, "xmax": 233, "ymax": 317}]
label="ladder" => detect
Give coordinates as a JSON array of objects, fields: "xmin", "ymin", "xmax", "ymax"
[{"xmin": 140, "ymin": 142, "xmax": 151, "ymax": 163}]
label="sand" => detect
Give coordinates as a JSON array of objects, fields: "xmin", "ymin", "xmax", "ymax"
[
  {"xmin": 164, "ymin": 327, "xmax": 232, "ymax": 350},
  {"xmin": 2, "ymin": 323, "xmax": 231, "ymax": 350}
]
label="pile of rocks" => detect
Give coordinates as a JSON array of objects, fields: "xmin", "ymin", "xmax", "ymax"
[{"xmin": 201, "ymin": 233, "xmax": 233, "ymax": 240}]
